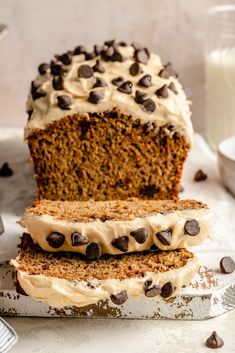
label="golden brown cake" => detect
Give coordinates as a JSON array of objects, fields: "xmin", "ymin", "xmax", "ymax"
[{"xmin": 25, "ymin": 40, "xmax": 192, "ymax": 201}]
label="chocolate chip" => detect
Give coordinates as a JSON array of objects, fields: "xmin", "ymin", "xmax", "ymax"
[
  {"xmin": 155, "ymin": 84, "xmax": 169, "ymax": 98},
  {"xmin": 0, "ymin": 162, "xmax": 13, "ymax": 177},
  {"xmin": 220, "ymin": 256, "xmax": 235, "ymax": 274},
  {"xmin": 144, "ymin": 280, "xmax": 153, "ymax": 289},
  {"xmin": 93, "ymin": 59, "xmax": 105, "ymax": 73},
  {"xmin": 52, "ymin": 75, "xmax": 64, "ymax": 90},
  {"xmin": 27, "ymin": 110, "xmax": 33, "ymax": 121},
  {"xmin": 138, "ymin": 74, "xmax": 152, "ymax": 87},
  {"xmin": 78, "ymin": 64, "xmax": 93, "ymax": 78},
  {"xmin": 104, "ymin": 39, "xmax": 116, "ymax": 46},
  {"xmin": 50, "ymin": 61, "xmax": 67, "ymax": 76},
  {"xmin": 168, "ymin": 82, "xmax": 178, "ymax": 94},
  {"xmin": 119, "ymin": 41, "xmax": 127, "ymax": 47},
  {"xmin": 38, "ymin": 63, "xmax": 49, "ymax": 75},
  {"xmin": 184, "ymin": 220, "xmax": 200, "ymax": 236},
  {"xmin": 57, "ymin": 95, "xmax": 72, "ymax": 110},
  {"xmin": 179, "ymin": 185, "xmax": 184, "ymax": 193},
  {"xmin": 86, "ymin": 242, "xmax": 102, "ymax": 260},
  {"xmin": 93, "ymin": 77, "xmax": 108, "ymax": 88},
  {"xmin": 160, "ymin": 282, "xmax": 176, "ymax": 298},
  {"xmin": 134, "ymin": 48, "xmax": 150, "ymax": 64},
  {"xmin": 111, "ymin": 50, "xmax": 123, "ymax": 62},
  {"xmin": 194, "ymin": 169, "xmax": 207, "ymax": 182},
  {"xmin": 74, "ymin": 45, "xmax": 86, "ymax": 55},
  {"xmin": 94, "ymin": 44, "xmax": 102, "ymax": 55},
  {"xmin": 129, "ymin": 62, "xmax": 142, "ymax": 76},
  {"xmin": 145, "ymin": 285, "xmax": 161, "ymax": 297},
  {"xmin": 159, "ymin": 62, "xmax": 177, "ymax": 79},
  {"xmin": 88, "ymin": 91, "xmax": 104, "ymax": 104},
  {"xmin": 156, "ymin": 228, "xmax": 172, "ymax": 246},
  {"xmin": 117, "ymin": 81, "xmax": 133, "ymax": 94},
  {"xmin": 71, "ymin": 232, "xmax": 90, "ymax": 246},
  {"xmin": 111, "ymin": 76, "xmax": 124, "ymax": 87},
  {"xmin": 206, "ymin": 332, "xmax": 224, "ymax": 349},
  {"xmin": 111, "ymin": 236, "xmax": 129, "ymax": 252},
  {"xmin": 142, "ymin": 99, "xmax": 156, "ymax": 113},
  {"xmin": 101, "ymin": 46, "xmax": 115, "ymax": 61},
  {"xmin": 130, "ymin": 228, "xmax": 148, "ymax": 244},
  {"xmin": 31, "ymin": 80, "xmax": 41, "ymax": 94},
  {"xmin": 46, "ymin": 232, "xmax": 65, "ymax": 248},
  {"xmin": 85, "ymin": 51, "xmax": 96, "ymax": 60},
  {"xmin": 140, "ymin": 184, "xmax": 159, "ymax": 197},
  {"xmin": 110, "ymin": 290, "xmax": 128, "ymax": 305},
  {"xmin": 32, "ymin": 90, "xmax": 46, "ymax": 101},
  {"xmin": 135, "ymin": 90, "xmax": 148, "ymax": 104},
  {"xmin": 60, "ymin": 52, "xmax": 72, "ymax": 65}
]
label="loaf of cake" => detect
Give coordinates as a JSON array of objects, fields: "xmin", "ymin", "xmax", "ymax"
[
  {"xmin": 19, "ymin": 199, "xmax": 213, "ymax": 255},
  {"xmin": 25, "ymin": 40, "xmax": 192, "ymax": 201},
  {"xmin": 11, "ymin": 233, "xmax": 199, "ymax": 308}
]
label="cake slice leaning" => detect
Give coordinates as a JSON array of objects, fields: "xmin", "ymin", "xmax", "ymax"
[
  {"xmin": 19, "ymin": 199, "xmax": 213, "ymax": 256},
  {"xmin": 11, "ymin": 233, "xmax": 200, "ymax": 308}
]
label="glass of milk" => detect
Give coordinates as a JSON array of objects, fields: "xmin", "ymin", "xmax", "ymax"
[{"xmin": 205, "ymin": 5, "xmax": 235, "ymax": 149}]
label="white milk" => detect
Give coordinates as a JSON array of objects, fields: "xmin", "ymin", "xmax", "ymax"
[{"xmin": 206, "ymin": 47, "xmax": 235, "ymax": 148}]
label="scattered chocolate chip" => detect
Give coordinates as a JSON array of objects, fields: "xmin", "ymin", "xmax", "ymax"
[
  {"xmin": 78, "ymin": 64, "xmax": 93, "ymax": 78},
  {"xmin": 31, "ymin": 80, "xmax": 41, "ymax": 94},
  {"xmin": 130, "ymin": 228, "xmax": 148, "ymax": 244},
  {"xmin": 93, "ymin": 59, "xmax": 105, "ymax": 73},
  {"xmin": 32, "ymin": 90, "xmax": 46, "ymax": 101},
  {"xmin": 38, "ymin": 63, "xmax": 49, "ymax": 75},
  {"xmin": 57, "ymin": 95, "xmax": 72, "ymax": 110},
  {"xmin": 184, "ymin": 219, "xmax": 200, "ymax": 236},
  {"xmin": 160, "ymin": 282, "xmax": 176, "ymax": 298},
  {"xmin": 94, "ymin": 44, "xmax": 102, "ymax": 55},
  {"xmin": 206, "ymin": 332, "xmax": 224, "ymax": 349},
  {"xmin": 119, "ymin": 41, "xmax": 127, "ymax": 47},
  {"xmin": 194, "ymin": 169, "xmax": 207, "ymax": 182},
  {"xmin": 104, "ymin": 39, "xmax": 116, "ymax": 46},
  {"xmin": 46, "ymin": 232, "xmax": 65, "ymax": 248},
  {"xmin": 60, "ymin": 52, "xmax": 72, "ymax": 65},
  {"xmin": 50, "ymin": 61, "xmax": 67, "ymax": 76},
  {"xmin": 0, "ymin": 162, "xmax": 13, "ymax": 177},
  {"xmin": 111, "ymin": 76, "xmax": 124, "ymax": 87},
  {"xmin": 220, "ymin": 256, "xmax": 235, "ymax": 274},
  {"xmin": 52, "ymin": 75, "xmax": 64, "ymax": 90},
  {"xmin": 93, "ymin": 77, "xmax": 108, "ymax": 88},
  {"xmin": 138, "ymin": 74, "xmax": 152, "ymax": 87},
  {"xmin": 134, "ymin": 48, "xmax": 150, "ymax": 64},
  {"xmin": 168, "ymin": 82, "xmax": 178, "ymax": 94},
  {"xmin": 111, "ymin": 236, "xmax": 129, "ymax": 252},
  {"xmin": 85, "ymin": 51, "xmax": 96, "ymax": 60},
  {"xmin": 156, "ymin": 228, "xmax": 172, "ymax": 246},
  {"xmin": 135, "ymin": 90, "xmax": 148, "ymax": 104},
  {"xmin": 145, "ymin": 285, "xmax": 161, "ymax": 297},
  {"xmin": 27, "ymin": 109, "xmax": 33, "ymax": 121},
  {"xmin": 74, "ymin": 45, "xmax": 86, "ymax": 55},
  {"xmin": 155, "ymin": 84, "xmax": 169, "ymax": 98},
  {"xmin": 140, "ymin": 184, "xmax": 159, "ymax": 197},
  {"xmin": 86, "ymin": 242, "xmax": 102, "ymax": 260},
  {"xmin": 179, "ymin": 185, "xmax": 184, "ymax": 193},
  {"xmin": 71, "ymin": 232, "xmax": 90, "ymax": 246},
  {"xmin": 110, "ymin": 290, "xmax": 128, "ymax": 305},
  {"xmin": 129, "ymin": 62, "xmax": 142, "ymax": 76},
  {"xmin": 142, "ymin": 99, "xmax": 156, "ymax": 113},
  {"xmin": 117, "ymin": 81, "xmax": 133, "ymax": 94},
  {"xmin": 159, "ymin": 62, "xmax": 177, "ymax": 79},
  {"xmin": 88, "ymin": 91, "xmax": 104, "ymax": 104},
  {"xmin": 111, "ymin": 50, "xmax": 123, "ymax": 62}
]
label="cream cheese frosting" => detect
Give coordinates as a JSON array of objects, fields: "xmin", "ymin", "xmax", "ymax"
[
  {"xmin": 25, "ymin": 43, "xmax": 193, "ymax": 144},
  {"xmin": 11, "ymin": 256, "xmax": 199, "ymax": 308},
  {"xmin": 19, "ymin": 208, "xmax": 213, "ymax": 254}
]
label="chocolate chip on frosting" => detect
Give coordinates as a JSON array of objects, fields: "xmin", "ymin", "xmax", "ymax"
[
  {"xmin": 74, "ymin": 45, "xmax": 86, "ymax": 55},
  {"xmin": 88, "ymin": 91, "xmax": 104, "ymax": 104},
  {"xmin": 78, "ymin": 64, "xmax": 94, "ymax": 78},
  {"xmin": 145, "ymin": 285, "xmax": 161, "ymax": 297},
  {"xmin": 156, "ymin": 228, "xmax": 172, "ymax": 246},
  {"xmin": 71, "ymin": 232, "xmax": 90, "ymax": 246},
  {"xmin": 27, "ymin": 109, "xmax": 33, "ymax": 121},
  {"xmin": 138, "ymin": 74, "xmax": 152, "ymax": 87},
  {"xmin": 94, "ymin": 44, "xmax": 103, "ymax": 55},
  {"xmin": 111, "ymin": 50, "xmax": 123, "ymax": 62},
  {"xmin": 160, "ymin": 282, "xmax": 176, "ymax": 298},
  {"xmin": 134, "ymin": 48, "xmax": 150, "ymax": 64},
  {"xmin": 50, "ymin": 61, "xmax": 67, "ymax": 76},
  {"xmin": 111, "ymin": 76, "xmax": 124, "ymax": 87},
  {"xmin": 31, "ymin": 80, "xmax": 41, "ymax": 94},
  {"xmin": 135, "ymin": 90, "xmax": 148, "ymax": 104},
  {"xmin": 32, "ymin": 90, "xmax": 46, "ymax": 101},
  {"xmin": 159, "ymin": 62, "xmax": 178, "ymax": 79},
  {"xmin": 142, "ymin": 99, "xmax": 156, "ymax": 113},
  {"xmin": 168, "ymin": 82, "xmax": 178, "ymax": 94},
  {"xmin": 104, "ymin": 39, "xmax": 116, "ymax": 46},
  {"xmin": 110, "ymin": 290, "xmax": 128, "ymax": 305},
  {"xmin": 220, "ymin": 256, "xmax": 235, "ymax": 274},
  {"xmin": 57, "ymin": 95, "xmax": 72, "ymax": 110},
  {"xmin": 93, "ymin": 59, "xmax": 105, "ymax": 73},
  {"xmin": 86, "ymin": 242, "xmax": 102, "ymax": 260},
  {"xmin": 119, "ymin": 41, "xmax": 127, "ymax": 47},
  {"xmin": 184, "ymin": 220, "xmax": 200, "ymax": 236},
  {"xmin": 129, "ymin": 62, "xmax": 142, "ymax": 76},
  {"xmin": 93, "ymin": 77, "xmax": 108, "ymax": 88},
  {"xmin": 52, "ymin": 75, "xmax": 64, "ymax": 90},
  {"xmin": 0, "ymin": 162, "xmax": 13, "ymax": 177},
  {"xmin": 111, "ymin": 236, "xmax": 129, "ymax": 252},
  {"xmin": 130, "ymin": 227, "xmax": 148, "ymax": 244},
  {"xmin": 60, "ymin": 52, "xmax": 73, "ymax": 65},
  {"xmin": 85, "ymin": 51, "xmax": 96, "ymax": 61},
  {"xmin": 117, "ymin": 81, "xmax": 133, "ymax": 94},
  {"xmin": 206, "ymin": 332, "xmax": 224, "ymax": 349},
  {"xmin": 46, "ymin": 232, "xmax": 65, "ymax": 248},
  {"xmin": 38, "ymin": 63, "xmax": 49, "ymax": 75},
  {"xmin": 155, "ymin": 84, "xmax": 169, "ymax": 98}
]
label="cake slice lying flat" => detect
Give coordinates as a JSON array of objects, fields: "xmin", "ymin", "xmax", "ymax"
[
  {"xmin": 11, "ymin": 233, "xmax": 199, "ymax": 308},
  {"xmin": 19, "ymin": 199, "xmax": 213, "ymax": 256}
]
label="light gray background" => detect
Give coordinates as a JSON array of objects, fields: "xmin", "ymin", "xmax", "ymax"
[{"xmin": 0, "ymin": 0, "xmax": 229, "ymax": 132}]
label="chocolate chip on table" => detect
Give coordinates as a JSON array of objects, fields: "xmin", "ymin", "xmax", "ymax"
[
  {"xmin": 184, "ymin": 219, "xmax": 200, "ymax": 236},
  {"xmin": 110, "ymin": 290, "xmax": 128, "ymax": 305},
  {"xmin": 117, "ymin": 81, "xmax": 133, "ymax": 94},
  {"xmin": 194, "ymin": 169, "xmax": 207, "ymax": 182},
  {"xmin": 145, "ymin": 285, "xmax": 161, "ymax": 297},
  {"xmin": 77, "ymin": 64, "xmax": 94, "ymax": 78},
  {"xmin": 71, "ymin": 232, "xmax": 90, "ymax": 246},
  {"xmin": 138, "ymin": 74, "xmax": 152, "ymax": 87},
  {"xmin": 129, "ymin": 62, "xmax": 142, "ymax": 76},
  {"xmin": 159, "ymin": 62, "xmax": 178, "ymax": 79},
  {"xmin": 93, "ymin": 77, "xmax": 108, "ymax": 88},
  {"xmin": 88, "ymin": 91, "xmax": 104, "ymax": 104},
  {"xmin": 160, "ymin": 282, "xmax": 176, "ymax": 298},
  {"xmin": 155, "ymin": 84, "xmax": 169, "ymax": 98},
  {"xmin": 38, "ymin": 63, "xmax": 49, "ymax": 75},
  {"xmin": 86, "ymin": 242, "xmax": 102, "ymax": 260},
  {"xmin": 52, "ymin": 75, "xmax": 64, "ymax": 90},
  {"xmin": 74, "ymin": 45, "xmax": 86, "ymax": 55},
  {"xmin": 111, "ymin": 76, "xmax": 124, "ymax": 87},
  {"xmin": 220, "ymin": 256, "xmax": 235, "ymax": 274},
  {"xmin": 142, "ymin": 99, "xmax": 156, "ymax": 113},
  {"xmin": 0, "ymin": 162, "xmax": 13, "ymax": 177},
  {"xmin": 111, "ymin": 236, "xmax": 129, "ymax": 252},
  {"xmin": 156, "ymin": 228, "xmax": 172, "ymax": 246},
  {"xmin": 32, "ymin": 90, "xmax": 46, "ymax": 101},
  {"xmin": 206, "ymin": 331, "xmax": 224, "ymax": 349},
  {"xmin": 93, "ymin": 59, "xmax": 105, "ymax": 73},
  {"xmin": 57, "ymin": 95, "xmax": 72, "ymax": 110},
  {"xmin": 130, "ymin": 228, "xmax": 148, "ymax": 244},
  {"xmin": 59, "ymin": 52, "xmax": 73, "ymax": 65},
  {"xmin": 168, "ymin": 82, "xmax": 178, "ymax": 94},
  {"xmin": 46, "ymin": 232, "xmax": 65, "ymax": 248},
  {"xmin": 134, "ymin": 48, "xmax": 150, "ymax": 64},
  {"xmin": 135, "ymin": 90, "xmax": 148, "ymax": 104}
]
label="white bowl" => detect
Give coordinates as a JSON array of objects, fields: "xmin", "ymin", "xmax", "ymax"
[{"xmin": 218, "ymin": 135, "xmax": 235, "ymax": 196}]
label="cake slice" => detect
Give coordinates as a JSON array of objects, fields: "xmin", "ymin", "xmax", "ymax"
[
  {"xmin": 11, "ymin": 233, "xmax": 199, "ymax": 308},
  {"xmin": 19, "ymin": 199, "xmax": 213, "ymax": 256}
]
